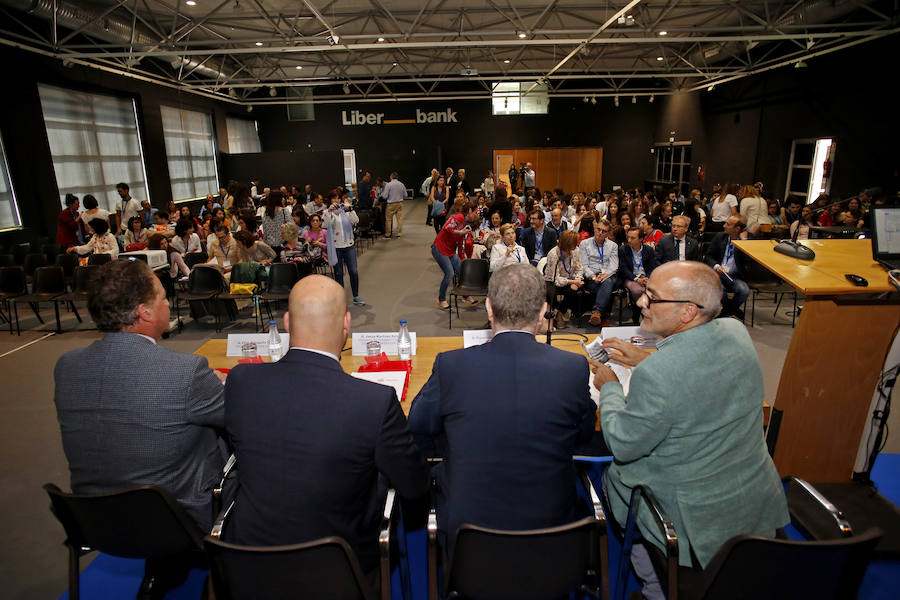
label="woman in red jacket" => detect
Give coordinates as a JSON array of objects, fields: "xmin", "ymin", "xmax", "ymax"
[
  {"xmin": 431, "ymin": 196, "xmax": 475, "ymax": 309},
  {"xmin": 57, "ymin": 193, "xmax": 85, "ymax": 249}
]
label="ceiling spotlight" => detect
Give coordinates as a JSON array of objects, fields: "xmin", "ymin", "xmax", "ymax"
[
  {"xmin": 590, "ymin": 96, "xmax": 597, "ymax": 105},
  {"xmin": 342, "ymin": 83, "xmax": 350, "ymax": 95},
  {"xmin": 246, "ymin": 105, "xmax": 253, "ymax": 113},
  {"xmin": 649, "ymin": 94, "xmax": 654, "ymax": 103},
  {"xmin": 377, "ymin": 36, "xmax": 385, "ymax": 42},
  {"xmin": 269, "ymin": 87, "xmax": 277, "ymax": 97},
  {"xmin": 632, "ymin": 95, "xmax": 637, "ymax": 104},
  {"xmin": 185, "ymin": 0, "xmax": 196, "ymax": 5},
  {"xmin": 658, "ymin": 30, "xmax": 667, "ymax": 36},
  {"xmin": 614, "ymin": 95, "xmax": 619, "ymax": 107},
  {"xmin": 228, "ymin": 89, "xmax": 237, "ymax": 98},
  {"xmin": 656, "ymin": 56, "xmax": 664, "ymax": 61},
  {"xmin": 517, "ymin": 31, "xmax": 527, "ymax": 39},
  {"xmin": 392, "ymin": 62, "xmax": 398, "ymax": 66},
  {"xmin": 327, "ymin": 34, "xmax": 339, "ymax": 46},
  {"xmin": 255, "ymin": 41, "xmax": 263, "ymax": 46},
  {"xmin": 583, "ymin": 96, "xmax": 589, "ymax": 103},
  {"xmin": 795, "ymin": 60, "xmax": 808, "ymax": 69},
  {"xmin": 125, "ymin": 57, "xmax": 141, "ymax": 66},
  {"xmin": 708, "ymin": 84, "xmax": 715, "ymax": 91},
  {"xmin": 503, "ymin": 59, "xmax": 510, "ymax": 64},
  {"xmin": 295, "ymin": 65, "xmax": 303, "ymax": 70},
  {"xmin": 806, "ymin": 37, "xmax": 815, "ymax": 49}
]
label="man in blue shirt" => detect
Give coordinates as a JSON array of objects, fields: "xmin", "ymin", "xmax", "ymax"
[{"xmin": 381, "ymin": 172, "xmax": 406, "ymax": 239}]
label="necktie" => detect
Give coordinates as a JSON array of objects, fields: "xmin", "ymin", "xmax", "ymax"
[{"xmin": 676, "ymin": 239, "xmax": 682, "ymax": 260}]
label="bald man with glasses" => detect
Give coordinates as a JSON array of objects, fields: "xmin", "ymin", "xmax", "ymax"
[{"xmin": 590, "ymin": 261, "xmax": 788, "ymax": 600}]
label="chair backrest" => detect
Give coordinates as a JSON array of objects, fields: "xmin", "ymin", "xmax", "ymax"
[
  {"xmin": 0, "ymin": 253, "xmax": 14, "ymax": 267},
  {"xmin": 71, "ymin": 265, "xmax": 100, "ymax": 293},
  {"xmin": 447, "ymin": 517, "xmax": 599, "ymax": 600},
  {"xmin": 183, "ymin": 251, "xmax": 209, "ymax": 270},
  {"xmin": 31, "ymin": 266, "xmax": 66, "ymax": 294},
  {"xmin": 43, "ymin": 483, "xmax": 205, "ymax": 559},
  {"xmin": 457, "ymin": 259, "xmax": 490, "ymax": 288},
  {"xmin": 0, "ymin": 266, "xmax": 27, "ymax": 294},
  {"xmin": 87, "ymin": 253, "xmax": 112, "ymax": 266},
  {"xmin": 24, "ymin": 253, "xmax": 48, "ymax": 276},
  {"xmin": 189, "ymin": 265, "xmax": 227, "ymax": 294},
  {"xmin": 267, "ymin": 262, "xmax": 299, "ymax": 294},
  {"xmin": 43, "ymin": 242, "xmax": 62, "ymax": 263},
  {"xmin": 230, "ymin": 261, "xmax": 262, "ymax": 285},
  {"xmin": 56, "ymin": 253, "xmax": 79, "ymax": 277},
  {"xmin": 203, "ymin": 535, "xmax": 376, "ymax": 600},
  {"xmin": 12, "ymin": 242, "xmax": 31, "ymax": 265},
  {"xmin": 536, "ymin": 256, "xmax": 548, "ymax": 275},
  {"xmin": 698, "ymin": 528, "xmax": 882, "ymax": 600}
]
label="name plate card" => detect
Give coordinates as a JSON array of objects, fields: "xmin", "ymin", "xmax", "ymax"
[
  {"xmin": 226, "ymin": 333, "xmax": 289, "ymax": 357},
  {"xmin": 351, "ymin": 332, "xmax": 418, "ymax": 357},
  {"xmin": 463, "ymin": 329, "xmax": 493, "ymax": 348}
]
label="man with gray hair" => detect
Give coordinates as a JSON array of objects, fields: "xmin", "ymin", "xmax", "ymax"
[
  {"xmin": 592, "ymin": 261, "xmax": 788, "ymax": 599},
  {"xmin": 408, "ymin": 264, "xmax": 596, "ymax": 547}
]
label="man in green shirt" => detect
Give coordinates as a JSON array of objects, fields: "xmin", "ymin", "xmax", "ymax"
[{"xmin": 592, "ymin": 261, "xmax": 788, "ymax": 600}]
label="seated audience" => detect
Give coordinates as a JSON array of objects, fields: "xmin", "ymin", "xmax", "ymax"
[
  {"xmin": 789, "ymin": 204, "xmax": 816, "ymax": 240},
  {"xmin": 547, "ymin": 207, "xmax": 569, "ymax": 237},
  {"xmin": 224, "ymin": 275, "xmax": 428, "ymax": 574},
  {"xmin": 148, "ymin": 233, "xmax": 190, "ymax": 281},
  {"xmin": 706, "ymin": 216, "xmax": 749, "ymax": 319},
  {"xmin": 152, "ymin": 211, "xmax": 176, "ymax": 237},
  {"xmin": 618, "ymin": 227, "xmax": 658, "ymax": 324},
  {"xmin": 234, "ymin": 230, "xmax": 275, "ymax": 266},
  {"xmin": 640, "ymin": 216, "xmax": 663, "ymax": 247},
  {"xmin": 262, "ymin": 191, "xmax": 292, "ymax": 255},
  {"xmin": 300, "ymin": 214, "xmax": 327, "ymax": 264},
  {"xmin": 579, "ymin": 218, "xmax": 619, "ymax": 327},
  {"xmin": 408, "ymin": 264, "xmax": 595, "ymax": 551},
  {"xmin": 79, "ymin": 194, "xmax": 110, "ymax": 230},
  {"xmin": 489, "ymin": 223, "xmax": 527, "ymax": 272},
  {"xmin": 304, "ymin": 193, "xmax": 327, "ymax": 217},
  {"xmin": 739, "ymin": 184, "xmax": 771, "ymax": 236},
  {"xmin": 170, "ymin": 218, "xmax": 202, "ymax": 255},
  {"xmin": 520, "ymin": 209, "xmax": 558, "ymax": 266},
  {"xmin": 68, "ymin": 218, "xmax": 119, "ymax": 259},
  {"xmin": 544, "ymin": 230, "xmax": 584, "ymax": 329},
  {"xmin": 123, "ymin": 215, "xmax": 148, "ymax": 247},
  {"xmin": 54, "ymin": 259, "xmax": 226, "ymax": 597},
  {"xmin": 208, "ymin": 224, "xmax": 237, "ymax": 273},
  {"xmin": 280, "ymin": 222, "xmax": 313, "ymax": 277},
  {"xmin": 655, "ymin": 215, "xmax": 699, "ymax": 264},
  {"xmin": 593, "ymin": 261, "xmax": 788, "ymax": 599}
]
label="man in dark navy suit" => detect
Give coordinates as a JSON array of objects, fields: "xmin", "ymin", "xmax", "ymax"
[
  {"xmin": 519, "ymin": 209, "xmax": 559, "ymax": 265},
  {"xmin": 408, "ymin": 264, "xmax": 596, "ymax": 545},
  {"xmin": 619, "ymin": 227, "xmax": 659, "ymax": 324},
  {"xmin": 655, "ymin": 215, "xmax": 699, "ymax": 264},
  {"xmin": 224, "ymin": 275, "xmax": 428, "ymax": 572}
]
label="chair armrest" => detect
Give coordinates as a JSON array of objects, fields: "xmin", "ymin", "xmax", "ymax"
[
  {"xmin": 578, "ymin": 469, "xmax": 607, "ymax": 524},
  {"xmin": 210, "ymin": 454, "xmax": 237, "ymax": 538},
  {"xmin": 578, "ymin": 469, "xmax": 609, "ymax": 600},
  {"xmin": 426, "ymin": 480, "xmax": 440, "ymax": 600},
  {"xmin": 786, "ymin": 477, "xmax": 853, "ymax": 538},
  {"xmin": 378, "ymin": 488, "xmax": 396, "ymax": 600},
  {"xmin": 618, "ymin": 485, "xmax": 678, "ymax": 600},
  {"xmin": 215, "ymin": 453, "xmax": 237, "ymax": 499}
]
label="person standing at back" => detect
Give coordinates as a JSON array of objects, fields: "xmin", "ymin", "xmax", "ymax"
[{"xmin": 381, "ymin": 172, "xmax": 406, "ymax": 239}]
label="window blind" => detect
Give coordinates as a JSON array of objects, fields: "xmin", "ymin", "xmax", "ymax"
[{"xmin": 160, "ymin": 105, "xmax": 218, "ymax": 201}]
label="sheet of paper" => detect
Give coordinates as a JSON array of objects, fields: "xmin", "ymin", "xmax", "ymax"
[
  {"xmin": 226, "ymin": 333, "xmax": 290, "ymax": 357},
  {"xmin": 463, "ymin": 329, "xmax": 493, "ymax": 348},
  {"xmin": 351, "ymin": 332, "xmax": 418, "ymax": 356},
  {"xmin": 588, "ymin": 362, "xmax": 633, "ymax": 407},
  {"xmin": 351, "ymin": 371, "xmax": 408, "ymax": 401},
  {"xmin": 597, "ymin": 326, "xmax": 659, "ymax": 349}
]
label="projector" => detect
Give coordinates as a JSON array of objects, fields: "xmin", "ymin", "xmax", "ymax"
[{"xmin": 120, "ymin": 250, "xmax": 168, "ymax": 272}]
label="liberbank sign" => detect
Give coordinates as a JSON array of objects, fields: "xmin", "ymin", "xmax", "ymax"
[{"xmin": 341, "ymin": 107, "xmax": 458, "ymax": 126}]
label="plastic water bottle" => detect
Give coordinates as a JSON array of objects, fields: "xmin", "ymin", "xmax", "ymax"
[
  {"xmin": 267, "ymin": 320, "xmax": 283, "ymax": 362},
  {"xmin": 397, "ymin": 319, "xmax": 412, "ymax": 361}
]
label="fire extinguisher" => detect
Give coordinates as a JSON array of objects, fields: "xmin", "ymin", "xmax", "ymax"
[
  {"xmin": 822, "ymin": 159, "xmax": 832, "ymax": 178},
  {"xmin": 697, "ymin": 164, "xmax": 706, "ymax": 183}
]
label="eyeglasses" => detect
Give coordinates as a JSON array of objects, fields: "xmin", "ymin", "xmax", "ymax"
[{"xmin": 640, "ymin": 290, "xmax": 704, "ymax": 309}]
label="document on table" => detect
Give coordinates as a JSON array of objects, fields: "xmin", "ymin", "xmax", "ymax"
[
  {"xmin": 226, "ymin": 333, "xmax": 289, "ymax": 357},
  {"xmin": 350, "ymin": 371, "xmax": 407, "ymax": 402},
  {"xmin": 463, "ymin": 329, "xmax": 493, "ymax": 348}
]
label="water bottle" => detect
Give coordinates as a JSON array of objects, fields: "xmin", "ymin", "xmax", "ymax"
[
  {"xmin": 267, "ymin": 320, "xmax": 283, "ymax": 362},
  {"xmin": 397, "ymin": 319, "xmax": 412, "ymax": 361}
]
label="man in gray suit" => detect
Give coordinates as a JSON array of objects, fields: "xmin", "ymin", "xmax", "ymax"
[
  {"xmin": 592, "ymin": 261, "xmax": 788, "ymax": 600},
  {"xmin": 54, "ymin": 259, "xmax": 226, "ymax": 598}
]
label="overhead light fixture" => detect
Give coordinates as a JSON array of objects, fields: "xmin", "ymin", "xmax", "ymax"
[
  {"xmin": 185, "ymin": 0, "xmax": 196, "ymax": 5},
  {"xmin": 614, "ymin": 95, "xmax": 619, "ymax": 107},
  {"xmin": 632, "ymin": 95, "xmax": 637, "ymax": 104},
  {"xmin": 246, "ymin": 105, "xmax": 253, "ymax": 113},
  {"xmin": 342, "ymin": 83, "xmax": 350, "ymax": 95},
  {"xmin": 583, "ymin": 96, "xmax": 589, "ymax": 103},
  {"xmin": 708, "ymin": 84, "xmax": 715, "ymax": 91},
  {"xmin": 517, "ymin": 31, "xmax": 527, "ymax": 39},
  {"xmin": 295, "ymin": 65, "xmax": 303, "ymax": 70},
  {"xmin": 228, "ymin": 89, "xmax": 237, "ymax": 98},
  {"xmin": 590, "ymin": 96, "xmax": 597, "ymax": 105},
  {"xmin": 658, "ymin": 30, "xmax": 667, "ymax": 36},
  {"xmin": 392, "ymin": 62, "xmax": 398, "ymax": 67},
  {"xmin": 806, "ymin": 37, "xmax": 815, "ymax": 49},
  {"xmin": 327, "ymin": 34, "xmax": 339, "ymax": 46},
  {"xmin": 503, "ymin": 59, "xmax": 510, "ymax": 64},
  {"xmin": 617, "ymin": 15, "xmax": 635, "ymax": 26},
  {"xmin": 703, "ymin": 47, "xmax": 719, "ymax": 59},
  {"xmin": 269, "ymin": 87, "xmax": 277, "ymax": 97},
  {"xmin": 649, "ymin": 94, "xmax": 655, "ymax": 103},
  {"xmin": 255, "ymin": 41, "xmax": 263, "ymax": 47},
  {"xmin": 377, "ymin": 36, "xmax": 385, "ymax": 42},
  {"xmin": 656, "ymin": 56, "xmax": 664, "ymax": 61},
  {"xmin": 795, "ymin": 60, "xmax": 808, "ymax": 69}
]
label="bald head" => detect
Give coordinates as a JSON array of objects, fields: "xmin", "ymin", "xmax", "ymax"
[
  {"xmin": 283, "ymin": 275, "xmax": 351, "ymax": 355},
  {"xmin": 654, "ymin": 261, "xmax": 722, "ymax": 322}
]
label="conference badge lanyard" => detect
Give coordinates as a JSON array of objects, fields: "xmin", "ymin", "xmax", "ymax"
[
  {"xmin": 632, "ymin": 248, "xmax": 644, "ymax": 275},
  {"xmin": 560, "ymin": 252, "xmax": 573, "ymax": 276},
  {"xmin": 505, "ymin": 242, "xmax": 521, "ymax": 263},
  {"xmin": 595, "ymin": 240, "xmax": 605, "ymax": 269}
]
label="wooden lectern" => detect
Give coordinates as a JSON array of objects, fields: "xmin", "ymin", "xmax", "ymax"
[{"xmin": 734, "ymin": 239, "xmax": 900, "ymax": 482}]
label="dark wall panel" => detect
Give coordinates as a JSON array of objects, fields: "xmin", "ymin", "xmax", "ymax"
[{"xmin": 219, "ymin": 150, "xmax": 343, "ymax": 196}]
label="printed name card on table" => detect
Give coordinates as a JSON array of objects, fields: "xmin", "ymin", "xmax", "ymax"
[
  {"xmin": 463, "ymin": 329, "xmax": 493, "ymax": 348},
  {"xmin": 351, "ymin": 332, "xmax": 418, "ymax": 357},
  {"xmin": 226, "ymin": 333, "xmax": 290, "ymax": 357},
  {"xmin": 350, "ymin": 371, "xmax": 408, "ymax": 402}
]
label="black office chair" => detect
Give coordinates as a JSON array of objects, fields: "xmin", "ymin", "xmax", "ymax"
[
  {"xmin": 182, "ymin": 251, "xmax": 209, "ymax": 271},
  {"xmin": 23, "ymin": 252, "xmax": 49, "ymax": 279},
  {"xmin": 448, "ymin": 259, "xmax": 490, "ymax": 329},
  {"xmin": 204, "ymin": 489, "xmax": 400, "ymax": 600},
  {"xmin": 12, "ymin": 265, "xmax": 66, "ymax": 334},
  {"xmin": 44, "ymin": 483, "xmax": 206, "ymax": 600},
  {"xmin": 175, "ymin": 266, "xmax": 227, "ymax": 331},
  {"xmin": 87, "ymin": 253, "xmax": 113, "ymax": 266},
  {"xmin": 55, "ymin": 265, "xmax": 100, "ymax": 325},
  {"xmin": 260, "ymin": 262, "xmax": 299, "ymax": 323},
  {"xmin": 0, "ymin": 266, "xmax": 27, "ymax": 333},
  {"xmin": 0, "ymin": 253, "xmax": 16, "ymax": 267},
  {"xmin": 217, "ymin": 261, "xmax": 265, "ymax": 331},
  {"xmin": 43, "ymin": 242, "xmax": 62, "ymax": 264},
  {"xmin": 56, "ymin": 253, "xmax": 79, "ymax": 288},
  {"xmin": 431, "ymin": 470, "xmax": 607, "ymax": 600},
  {"xmin": 745, "ymin": 259, "xmax": 798, "ymax": 327},
  {"xmin": 12, "ymin": 242, "xmax": 31, "ymax": 266}
]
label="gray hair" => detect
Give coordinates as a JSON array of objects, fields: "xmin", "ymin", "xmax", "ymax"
[
  {"xmin": 87, "ymin": 259, "xmax": 157, "ymax": 332},
  {"xmin": 665, "ymin": 261, "xmax": 722, "ymax": 321},
  {"xmin": 281, "ymin": 221, "xmax": 300, "ymax": 241},
  {"xmin": 671, "ymin": 214, "xmax": 690, "ymax": 227},
  {"xmin": 488, "ymin": 264, "xmax": 546, "ymax": 329}
]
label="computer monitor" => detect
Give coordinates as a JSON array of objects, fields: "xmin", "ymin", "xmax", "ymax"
[{"xmin": 871, "ymin": 206, "xmax": 900, "ymax": 263}]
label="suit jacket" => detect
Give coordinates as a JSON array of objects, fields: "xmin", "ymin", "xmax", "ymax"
[
  {"xmin": 53, "ymin": 333, "xmax": 226, "ymax": 530},
  {"xmin": 654, "ymin": 234, "xmax": 699, "ymax": 264},
  {"xmin": 519, "ymin": 226, "xmax": 559, "ymax": 262},
  {"xmin": 598, "ymin": 319, "xmax": 789, "ymax": 568},
  {"xmin": 618, "ymin": 244, "xmax": 657, "ymax": 282},
  {"xmin": 224, "ymin": 349, "xmax": 428, "ymax": 571},
  {"xmin": 407, "ymin": 332, "xmax": 596, "ymax": 543},
  {"xmin": 705, "ymin": 233, "xmax": 747, "ymax": 279}
]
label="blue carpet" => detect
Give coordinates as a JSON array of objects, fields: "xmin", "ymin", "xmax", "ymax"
[{"xmin": 58, "ymin": 453, "xmax": 900, "ymax": 599}]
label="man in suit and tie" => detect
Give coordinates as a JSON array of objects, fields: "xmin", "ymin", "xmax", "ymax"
[
  {"xmin": 407, "ymin": 264, "xmax": 596, "ymax": 547},
  {"xmin": 705, "ymin": 215, "xmax": 750, "ymax": 319},
  {"xmin": 54, "ymin": 259, "xmax": 227, "ymax": 598},
  {"xmin": 519, "ymin": 209, "xmax": 559, "ymax": 265},
  {"xmin": 619, "ymin": 227, "xmax": 659, "ymax": 324},
  {"xmin": 223, "ymin": 275, "xmax": 428, "ymax": 574},
  {"xmin": 655, "ymin": 214, "xmax": 699, "ymax": 264}
]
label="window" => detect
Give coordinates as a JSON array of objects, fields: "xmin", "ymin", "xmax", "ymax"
[
  {"xmin": 342, "ymin": 149, "xmax": 357, "ymax": 191},
  {"xmin": 160, "ymin": 106, "xmax": 218, "ymax": 202},
  {"xmin": 0, "ymin": 133, "xmax": 21, "ymax": 229},
  {"xmin": 38, "ymin": 83, "xmax": 149, "ymax": 212},
  {"xmin": 654, "ymin": 142, "xmax": 692, "ymax": 193},
  {"xmin": 785, "ymin": 138, "xmax": 835, "ymax": 203},
  {"xmin": 492, "ymin": 82, "xmax": 549, "ymax": 115},
  {"xmin": 226, "ymin": 117, "xmax": 261, "ymax": 154}
]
